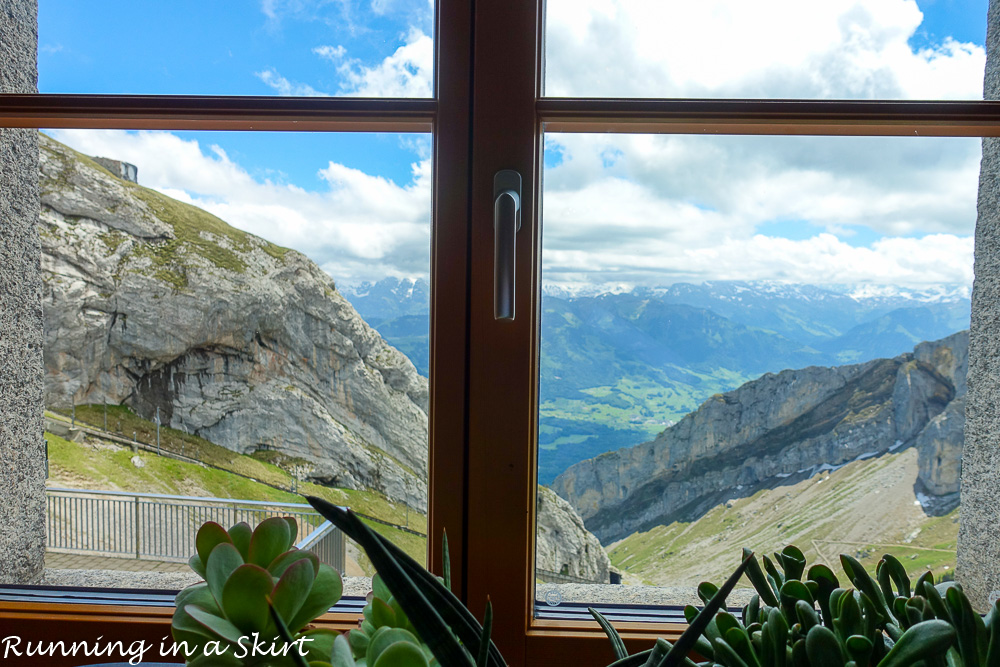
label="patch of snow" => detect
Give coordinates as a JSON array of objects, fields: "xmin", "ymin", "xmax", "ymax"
[{"xmin": 889, "ymin": 440, "xmax": 903, "ymax": 451}]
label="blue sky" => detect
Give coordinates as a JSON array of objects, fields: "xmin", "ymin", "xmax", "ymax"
[
  {"xmin": 40, "ymin": 0, "xmax": 988, "ymax": 290},
  {"xmin": 39, "ymin": 0, "xmax": 433, "ymax": 96}
]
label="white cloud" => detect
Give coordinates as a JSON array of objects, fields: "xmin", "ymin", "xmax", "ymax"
[
  {"xmin": 313, "ymin": 44, "xmax": 347, "ymax": 61},
  {"xmin": 544, "ymin": 0, "xmax": 985, "ymax": 99},
  {"xmin": 46, "ymin": 130, "xmax": 431, "ymax": 285},
  {"xmin": 334, "ymin": 28, "xmax": 433, "ymax": 97},
  {"xmin": 538, "ymin": 0, "xmax": 986, "ymax": 291},
  {"xmin": 255, "ymin": 69, "xmax": 330, "ymax": 96},
  {"xmin": 255, "ymin": 28, "xmax": 432, "ymax": 98},
  {"xmin": 542, "ymin": 132, "xmax": 980, "ymax": 290}
]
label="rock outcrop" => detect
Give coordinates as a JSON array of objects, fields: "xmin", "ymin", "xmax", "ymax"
[
  {"xmin": 39, "ymin": 134, "xmax": 429, "ymax": 509},
  {"xmin": 913, "ymin": 331, "xmax": 968, "ymax": 498},
  {"xmin": 535, "ymin": 486, "xmax": 610, "ymax": 583},
  {"xmin": 552, "ymin": 332, "xmax": 968, "ymax": 543}
]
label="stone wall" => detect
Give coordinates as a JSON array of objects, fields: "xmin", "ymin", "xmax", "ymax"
[
  {"xmin": 0, "ymin": 0, "xmax": 44, "ymax": 584},
  {"xmin": 959, "ymin": 0, "xmax": 1000, "ymax": 612}
]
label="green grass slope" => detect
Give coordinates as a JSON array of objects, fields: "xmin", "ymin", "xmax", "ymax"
[
  {"xmin": 608, "ymin": 447, "xmax": 958, "ymax": 587},
  {"xmin": 45, "ymin": 423, "xmax": 427, "ymax": 568}
]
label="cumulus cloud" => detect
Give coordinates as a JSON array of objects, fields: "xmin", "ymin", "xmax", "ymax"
[
  {"xmin": 325, "ymin": 27, "xmax": 433, "ymax": 97},
  {"xmin": 541, "ymin": 133, "xmax": 980, "ymax": 290},
  {"xmin": 256, "ymin": 28, "xmax": 432, "ymax": 98},
  {"xmin": 539, "ymin": 0, "xmax": 985, "ymax": 291},
  {"xmin": 544, "ymin": 0, "xmax": 985, "ymax": 99},
  {"xmin": 47, "ymin": 129, "xmax": 431, "ymax": 285}
]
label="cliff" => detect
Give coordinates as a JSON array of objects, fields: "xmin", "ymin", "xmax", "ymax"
[
  {"xmin": 38, "ymin": 134, "xmax": 430, "ymax": 509},
  {"xmin": 536, "ymin": 486, "xmax": 611, "ymax": 582},
  {"xmin": 552, "ymin": 331, "xmax": 967, "ymax": 543}
]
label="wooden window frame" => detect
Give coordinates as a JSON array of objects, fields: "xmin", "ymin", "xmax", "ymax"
[
  {"xmin": 4, "ymin": 0, "xmax": 1000, "ymax": 665},
  {"xmin": 465, "ymin": 3, "xmax": 1000, "ymax": 667}
]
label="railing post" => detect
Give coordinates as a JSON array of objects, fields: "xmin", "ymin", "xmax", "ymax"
[{"xmin": 134, "ymin": 494, "xmax": 140, "ymax": 559}]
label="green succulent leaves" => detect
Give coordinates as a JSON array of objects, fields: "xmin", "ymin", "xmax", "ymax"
[
  {"xmin": 172, "ymin": 517, "xmax": 343, "ymax": 666},
  {"xmin": 593, "ymin": 544, "xmax": 996, "ymax": 667}
]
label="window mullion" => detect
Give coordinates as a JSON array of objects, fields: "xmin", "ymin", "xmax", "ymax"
[{"xmin": 466, "ymin": 0, "xmax": 543, "ymax": 664}]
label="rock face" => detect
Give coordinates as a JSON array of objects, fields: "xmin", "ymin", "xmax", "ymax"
[
  {"xmin": 39, "ymin": 134, "xmax": 430, "ymax": 509},
  {"xmin": 0, "ymin": 0, "xmax": 45, "ymax": 584},
  {"xmin": 552, "ymin": 331, "xmax": 968, "ymax": 543},
  {"xmin": 913, "ymin": 333, "xmax": 968, "ymax": 498},
  {"xmin": 535, "ymin": 486, "xmax": 610, "ymax": 583}
]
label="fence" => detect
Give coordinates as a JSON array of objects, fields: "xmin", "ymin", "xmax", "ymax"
[
  {"xmin": 45, "ymin": 412, "xmax": 426, "ymax": 538},
  {"xmin": 46, "ymin": 488, "xmax": 346, "ymax": 573},
  {"xmin": 297, "ymin": 521, "xmax": 345, "ymax": 573}
]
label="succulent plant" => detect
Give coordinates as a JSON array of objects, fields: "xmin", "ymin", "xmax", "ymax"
[
  {"xmin": 307, "ymin": 493, "xmax": 755, "ymax": 667},
  {"xmin": 346, "ymin": 572, "xmax": 443, "ymax": 666},
  {"xmin": 592, "ymin": 545, "xmax": 1000, "ymax": 667},
  {"xmin": 307, "ymin": 495, "xmax": 502, "ymax": 667},
  {"xmin": 172, "ymin": 517, "xmax": 344, "ymax": 666}
]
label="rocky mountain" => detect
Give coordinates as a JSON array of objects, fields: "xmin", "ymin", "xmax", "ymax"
[
  {"xmin": 551, "ymin": 331, "xmax": 967, "ymax": 543},
  {"xmin": 342, "ymin": 278, "xmax": 430, "ymax": 377},
  {"xmin": 536, "ymin": 486, "xmax": 610, "ymax": 583},
  {"xmin": 345, "ymin": 279, "xmax": 969, "ymax": 485},
  {"xmin": 38, "ymin": 134, "xmax": 430, "ymax": 509},
  {"xmin": 37, "ymin": 134, "xmax": 609, "ymax": 569}
]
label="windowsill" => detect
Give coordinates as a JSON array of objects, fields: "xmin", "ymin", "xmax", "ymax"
[{"xmin": 0, "ymin": 584, "xmax": 367, "ymax": 632}]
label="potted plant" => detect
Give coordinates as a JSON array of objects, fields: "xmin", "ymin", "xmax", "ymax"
[{"xmin": 589, "ymin": 545, "xmax": 1000, "ymax": 667}]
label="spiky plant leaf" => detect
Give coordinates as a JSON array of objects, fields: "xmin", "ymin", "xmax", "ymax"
[
  {"xmin": 879, "ymin": 619, "xmax": 956, "ymax": 667},
  {"xmin": 660, "ymin": 552, "xmax": 755, "ymax": 666},
  {"xmin": 307, "ymin": 495, "xmax": 505, "ymax": 667},
  {"xmin": 307, "ymin": 498, "xmax": 473, "ymax": 667},
  {"xmin": 590, "ymin": 607, "xmax": 628, "ymax": 661}
]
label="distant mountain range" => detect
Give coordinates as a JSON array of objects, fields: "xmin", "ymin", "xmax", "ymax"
[{"xmin": 343, "ymin": 278, "xmax": 970, "ymax": 484}]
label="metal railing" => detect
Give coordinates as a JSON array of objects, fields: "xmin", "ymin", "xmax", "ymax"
[
  {"xmin": 297, "ymin": 520, "xmax": 345, "ymax": 574},
  {"xmin": 46, "ymin": 487, "xmax": 345, "ymax": 572}
]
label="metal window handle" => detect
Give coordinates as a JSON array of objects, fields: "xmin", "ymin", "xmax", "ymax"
[{"xmin": 494, "ymin": 170, "xmax": 522, "ymax": 320}]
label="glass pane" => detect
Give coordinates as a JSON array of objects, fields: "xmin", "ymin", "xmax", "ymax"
[
  {"xmin": 33, "ymin": 128, "xmax": 430, "ymax": 591},
  {"xmin": 39, "ymin": 0, "xmax": 434, "ymax": 96},
  {"xmin": 535, "ymin": 133, "xmax": 976, "ymax": 611},
  {"xmin": 544, "ymin": 0, "xmax": 987, "ymax": 99}
]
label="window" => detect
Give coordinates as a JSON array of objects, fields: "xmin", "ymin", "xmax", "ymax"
[{"xmin": 2, "ymin": 0, "xmax": 998, "ymax": 665}]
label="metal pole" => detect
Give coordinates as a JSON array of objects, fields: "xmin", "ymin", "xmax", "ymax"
[
  {"xmin": 134, "ymin": 495, "xmax": 140, "ymax": 559},
  {"xmin": 44, "ymin": 438, "xmax": 49, "ymax": 479},
  {"xmin": 156, "ymin": 406, "xmax": 161, "ymax": 456}
]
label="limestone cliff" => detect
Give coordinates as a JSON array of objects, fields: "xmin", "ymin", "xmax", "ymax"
[
  {"xmin": 552, "ymin": 331, "xmax": 968, "ymax": 543},
  {"xmin": 535, "ymin": 486, "xmax": 610, "ymax": 583},
  {"xmin": 38, "ymin": 134, "xmax": 429, "ymax": 509}
]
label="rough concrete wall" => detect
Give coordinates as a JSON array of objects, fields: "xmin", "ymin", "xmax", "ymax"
[
  {"xmin": 0, "ymin": 0, "xmax": 44, "ymax": 583},
  {"xmin": 959, "ymin": 0, "xmax": 1000, "ymax": 613}
]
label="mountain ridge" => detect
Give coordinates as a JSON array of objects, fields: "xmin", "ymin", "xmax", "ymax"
[
  {"xmin": 551, "ymin": 330, "xmax": 967, "ymax": 544},
  {"xmin": 39, "ymin": 133, "xmax": 430, "ymax": 509}
]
